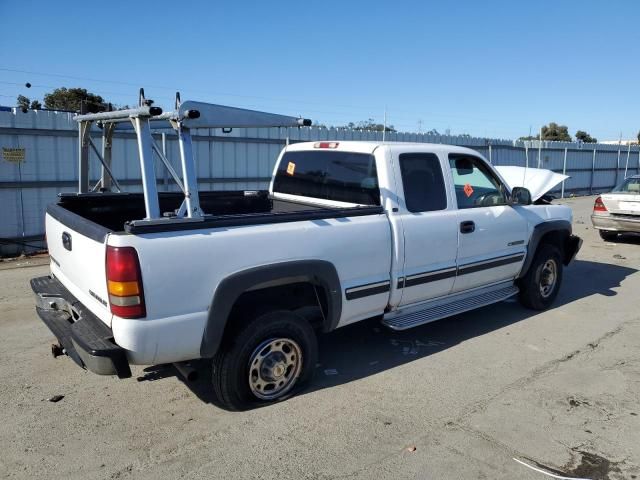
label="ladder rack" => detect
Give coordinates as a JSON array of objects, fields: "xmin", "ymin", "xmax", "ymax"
[{"xmin": 73, "ymin": 89, "xmax": 311, "ymax": 224}]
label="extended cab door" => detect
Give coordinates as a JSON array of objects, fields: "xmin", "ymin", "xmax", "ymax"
[
  {"xmin": 447, "ymin": 153, "xmax": 528, "ymax": 293},
  {"xmin": 389, "ymin": 151, "xmax": 459, "ymax": 307}
]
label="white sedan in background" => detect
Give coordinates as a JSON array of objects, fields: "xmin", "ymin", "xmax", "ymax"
[{"xmin": 591, "ymin": 175, "xmax": 640, "ymax": 241}]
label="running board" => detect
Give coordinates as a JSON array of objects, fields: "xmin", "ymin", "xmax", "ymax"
[{"xmin": 382, "ymin": 283, "xmax": 519, "ymax": 331}]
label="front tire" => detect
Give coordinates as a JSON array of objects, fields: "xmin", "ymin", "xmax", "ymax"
[
  {"xmin": 518, "ymin": 244, "xmax": 563, "ymax": 310},
  {"xmin": 212, "ymin": 310, "xmax": 317, "ymax": 410}
]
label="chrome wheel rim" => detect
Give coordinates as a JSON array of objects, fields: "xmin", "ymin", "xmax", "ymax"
[
  {"xmin": 539, "ymin": 259, "xmax": 558, "ymax": 298},
  {"xmin": 248, "ymin": 338, "xmax": 303, "ymax": 400}
]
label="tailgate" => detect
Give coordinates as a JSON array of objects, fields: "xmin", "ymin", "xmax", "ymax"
[
  {"xmin": 46, "ymin": 207, "xmax": 113, "ymax": 326},
  {"xmin": 601, "ymin": 193, "xmax": 640, "ymax": 215}
]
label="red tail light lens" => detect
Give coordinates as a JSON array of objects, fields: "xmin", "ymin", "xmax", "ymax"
[
  {"xmin": 106, "ymin": 246, "xmax": 146, "ymax": 318},
  {"xmin": 593, "ymin": 196, "xmax": 607, "ymax": 212}
]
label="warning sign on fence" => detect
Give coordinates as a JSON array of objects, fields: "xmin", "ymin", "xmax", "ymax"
[{"xmin": 2, "ymin": 147, "xmax": 26, "ymax": 164}]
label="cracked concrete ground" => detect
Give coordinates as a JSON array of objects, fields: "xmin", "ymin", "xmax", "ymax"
[{"xmin": 1, "ymin": 195, "xmax": 639, "ymax": 479}]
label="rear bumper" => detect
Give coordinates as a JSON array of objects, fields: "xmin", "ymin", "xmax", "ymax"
[
  {"xmin": 30, "ymin": 276, "xmax": 131, "ymax": 378},
  {"xmin": 591, "ymin": 213, "xmax": 640, "ymax": 233}
]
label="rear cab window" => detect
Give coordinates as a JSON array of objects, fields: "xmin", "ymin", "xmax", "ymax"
[
  {"xmin": 448, "ymin": 153, "xmax": 508, "ymax": 209},
  {"xmin": 272, "ymin": 150, "xmax": 380, "ymax": 205}
]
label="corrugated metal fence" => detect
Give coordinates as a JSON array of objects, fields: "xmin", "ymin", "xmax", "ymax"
[{"xmin": 1, "ymin": 108, "xmax": 639, "ymax": 255}]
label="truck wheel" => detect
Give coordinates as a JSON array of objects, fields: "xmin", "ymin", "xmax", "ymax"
[
  {"xmin": 518, "ymin": 244, "xmax": 563, "ymax": 310},
  {"xmin": 212, "ymin": 310, "xmax": 317, "ymax": 410},
  {"xmin": 599, "ymin": 230, "xmax": 618, "ymax": 241}
]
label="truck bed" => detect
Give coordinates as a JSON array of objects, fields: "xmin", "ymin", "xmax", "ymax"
[{"xmin": 51, "ymin": 191, "xmax": 382, "ymax": 239}]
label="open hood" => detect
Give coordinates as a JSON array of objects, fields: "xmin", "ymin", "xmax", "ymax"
[{"xmin": 495, "ymin": 166, "xmax": 568, "ymax": 201}]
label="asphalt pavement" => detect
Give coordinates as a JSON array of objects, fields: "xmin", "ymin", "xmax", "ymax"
[{"xmin": 0, "ymin": 195, "xmax": 638, "ymax": 479}]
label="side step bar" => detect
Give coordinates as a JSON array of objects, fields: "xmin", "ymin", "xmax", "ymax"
[{"xmin": 382, "ymin": 282, "xmax": 519, "ymax": 331}]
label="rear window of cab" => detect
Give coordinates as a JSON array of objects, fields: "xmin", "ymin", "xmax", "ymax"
[{"xmin": 273, "ymin": 151, "xmax": 380, "ymax": 205}]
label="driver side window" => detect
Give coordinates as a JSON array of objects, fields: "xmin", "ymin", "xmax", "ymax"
[{"xmin": 448, "ymin": 154, "xmax": 508, "ymax": 209}]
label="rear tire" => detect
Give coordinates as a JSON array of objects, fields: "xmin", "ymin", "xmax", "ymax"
[
  {"xmin": 518, "ymin": 244, "xmax": 563, "ymax": 310},
  {"xmin": 599, "ymin": 230, "xmax": 618, "ymax": 241},
  {"xmin": 212, "ymin": 310, "xmax": 317, "ymax": 410}
]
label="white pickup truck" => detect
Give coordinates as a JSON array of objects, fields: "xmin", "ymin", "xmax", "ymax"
[{"xmin": 32, "ymin": 95, "xmax": 581, "ymax": 410}]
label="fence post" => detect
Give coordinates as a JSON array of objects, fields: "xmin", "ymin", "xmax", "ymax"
[
  {"xmin": 615, "ymin": 144, "xmax": 621, "ymax": 186},
  {"xmin": 488, "ymin": 143, "xmax": 492, "ymax": 164},
  {"xmin": 590, "ymin": 148, "xmax": 597, "ymax": 195},
  {"xmin": 17, "ymin": 160, "xmax": 26, "ymax": 254},
  {"xmin": 537, "ymin": 138, "xmax": 542, "ymax": 168},
  {"xmin": 624, "ymin": 143, "xmax": 631, "ymax": 179},
  {"xmin": 525, "ymin": 146, "xmax": 529, "ymax": 168},
  {"xmin": 561, "ymin": 147, "xmax": 567, "ymax": 198}
]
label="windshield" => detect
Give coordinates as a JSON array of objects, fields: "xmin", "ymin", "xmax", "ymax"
[{"xmin": 612, "ymin": 177, "xmax": 640, "ymax": 194}]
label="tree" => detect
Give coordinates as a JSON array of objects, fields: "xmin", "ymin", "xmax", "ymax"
[
  {"xmin": 16, "ymin": 95, "xmax": 31, "ymax": 112},
  {"xmin": 520, "ymin": 122, "xmax": 572, "ymax": 142},
  {"xmin": 16, "ymin": 95, "xmax": 43, "ymax": 111},
  {"xmin": 339, "ymin": 118, "xmax": 395, "ymax": 132},
  {"xmin": 637, "ymin": 130, "xmax": 640, "ymax": 144},
  {"xmin": 44, "ymin": 87, "xmax": 106, "ymax": 113},
  {"xmin": 541, "ymin": 122, "xmax": 571, "ymax": 141},
  {"xmin": 575, "ymin": 130, "xmax": 597, "ymax": 143}
]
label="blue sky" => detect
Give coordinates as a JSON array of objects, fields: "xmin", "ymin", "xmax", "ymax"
[{"xmin": 1, "ymin": 0, "xmax": 638, "ymax": 140}]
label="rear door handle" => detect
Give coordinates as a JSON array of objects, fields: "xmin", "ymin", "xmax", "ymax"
[{"xmin": 460, "ymin": 221, "xmax": 475, "ymax": 234}]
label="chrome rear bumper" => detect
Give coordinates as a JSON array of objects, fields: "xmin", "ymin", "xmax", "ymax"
[{"xmin": 591, "ymin": 213, "xmax": 640, "ymax": 233}]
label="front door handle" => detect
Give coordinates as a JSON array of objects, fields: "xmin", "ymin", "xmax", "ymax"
[{"xmin": 460, "ymin": 221, "xmax": 475, "ymax": 234}]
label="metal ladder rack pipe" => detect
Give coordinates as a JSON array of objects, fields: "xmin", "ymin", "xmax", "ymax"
[
  {"xmin": 72, "ymin": 89, "xmax": 312, "ymax": 225},
  {"xmin": 73, "ymin": 105, "xmax": 163, "ymax": 123}
]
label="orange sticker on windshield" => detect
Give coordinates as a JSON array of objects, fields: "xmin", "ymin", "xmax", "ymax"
[
  {"xmin": 286, "ymin": 162, "xmax": 296, "ymax": 175},
  {"xmin": 463, "ymin": 183, "xmax": 474, "ymax": 197}
]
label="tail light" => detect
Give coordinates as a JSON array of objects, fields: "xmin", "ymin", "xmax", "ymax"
[
  {"xmin": 593, "ymin": 196, "xmax": 607, "ymax": 212},
  {"xmin": 314, "ymin": 142, "xmax": 339, "ymax": 149},
  {"xmin": 106, "ymin": 246, "xmax": 146, "ymax": 318}
]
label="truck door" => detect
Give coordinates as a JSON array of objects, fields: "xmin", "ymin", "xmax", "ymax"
[
  {"xmin": 447, "ymin": 153, "xmax": 528, "ymax": 293},
  {"xmin": 391, "ymin": 152, "xmax": 459, "ymax": 307}
]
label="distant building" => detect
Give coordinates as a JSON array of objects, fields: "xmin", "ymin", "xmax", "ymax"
[{"xmin": 600, "ymin": 140, "xmax": 637, "ymax": 146}]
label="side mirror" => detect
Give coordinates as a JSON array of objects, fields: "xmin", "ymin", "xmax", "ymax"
[{"xmin": 511, "ymin": 187, "xmax": 532, "ymax": 205}]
